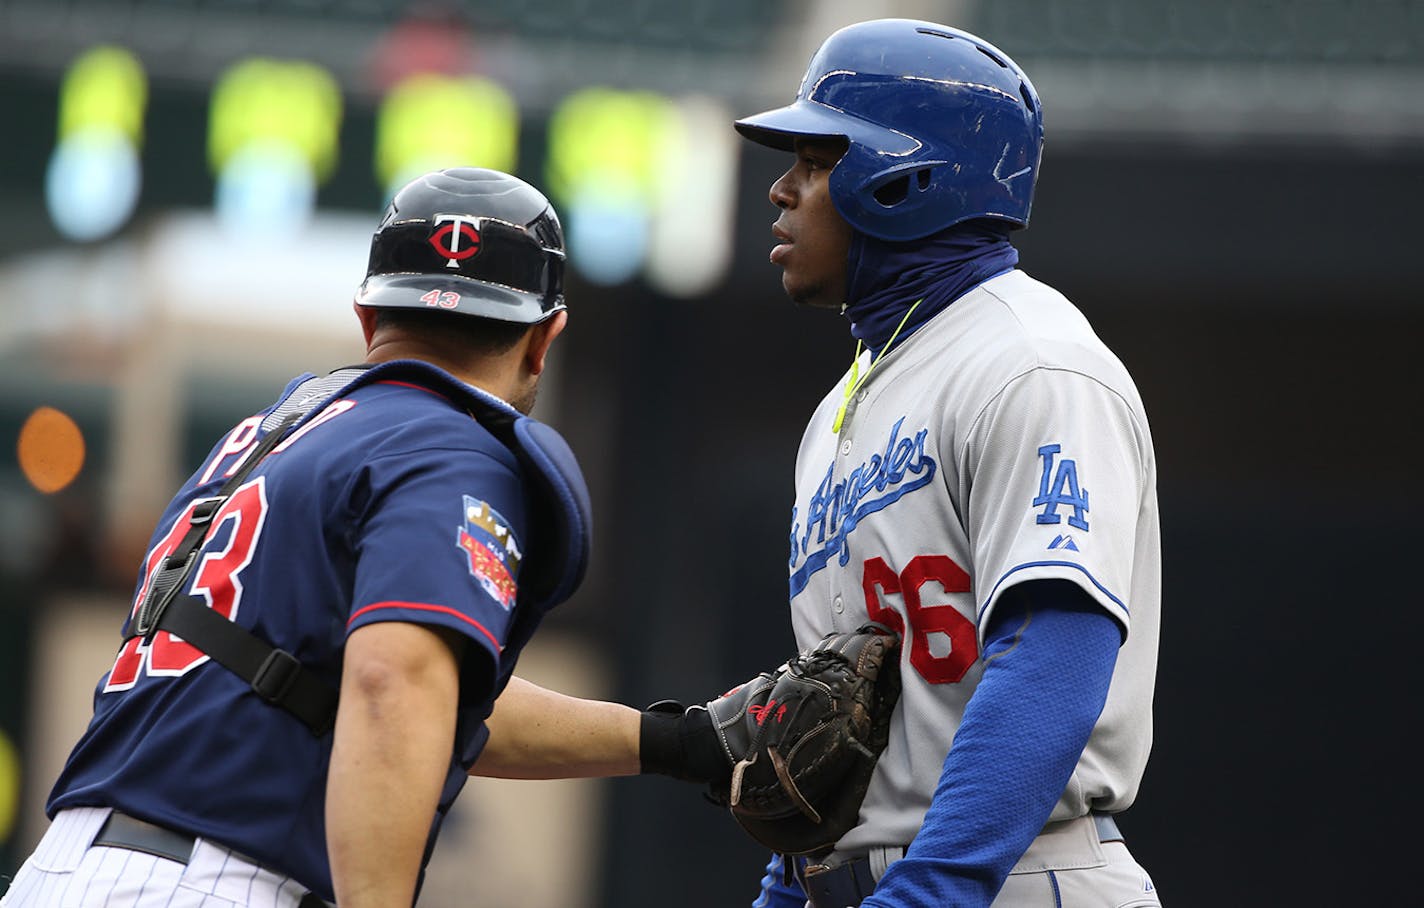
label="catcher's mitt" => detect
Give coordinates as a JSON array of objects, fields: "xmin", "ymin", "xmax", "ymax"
[{"xmin": 704, "ymin": 623, "xmax": 901, "ymax": 856}]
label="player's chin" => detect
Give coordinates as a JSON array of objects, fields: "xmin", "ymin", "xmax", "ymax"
[{"xmin": 785, "ymin": 277, "xmax": 844, "ymax": 311}]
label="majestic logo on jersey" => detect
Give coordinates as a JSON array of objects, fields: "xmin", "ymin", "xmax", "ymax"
[
  {"xmin": 429, "ymin": 214, "xmax": 482, "ymax": 268},
  {"xmin": 1033, "ymin": 443, "xmax": 1089, "ymax": 531},
  {"xmin": 789, "ymin": 417, "xmax": 937, "ymax": 598},
  {"xmin": 456, "ymin": 496, "xmax": 521, "ymax": 610}
]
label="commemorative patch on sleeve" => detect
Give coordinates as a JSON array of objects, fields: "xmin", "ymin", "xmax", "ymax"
[{"xmin": 456, "ymin": 496, "xmax": 521, "ymax": 610}]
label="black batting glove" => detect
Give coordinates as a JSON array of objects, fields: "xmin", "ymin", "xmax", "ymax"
[{"xmin": 638, "ymin": 700, "xmax": 731, "ymax": 784}]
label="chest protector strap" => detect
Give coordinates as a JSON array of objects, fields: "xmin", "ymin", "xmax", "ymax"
[{"xmin": 125, "ymin": 406, "xmax": 337, "ymax": 735}]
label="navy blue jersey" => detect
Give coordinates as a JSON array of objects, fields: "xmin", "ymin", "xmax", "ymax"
[{"xmin": 48, "ymin": 364, "xmax": 545, "ymax": 902}]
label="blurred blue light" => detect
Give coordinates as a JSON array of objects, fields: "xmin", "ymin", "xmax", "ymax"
[
  {"xmin": 44, "ymin": 128, "xmax": 141, "ymax": 242},
  {"xmin": 567, "ymin": 197, "xmax": 648, "ymax": 286},
  {"xmin": 214, "ymin": 142, "xmax": 316, "ymax": 239}
]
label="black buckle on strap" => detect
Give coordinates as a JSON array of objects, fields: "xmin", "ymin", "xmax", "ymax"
[
  {"xmin": 133, "ymin": 553, "xmax": 198, "ymax": 640},
  {"xmin": 252, "ymin": 649, "xmax": 303, "ymax": 704},
  {"xmin": 188, "ymin": 497, "xmax": 223, "ymax": 526}
]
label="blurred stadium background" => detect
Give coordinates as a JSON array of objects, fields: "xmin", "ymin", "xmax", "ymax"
[{"xmin": 1, "ymin": 0, "xmax": 1420, "ymax": 905}]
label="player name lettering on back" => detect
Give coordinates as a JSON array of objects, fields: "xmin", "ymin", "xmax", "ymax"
[
  {"xmin": 196, "ymin": 401, "xmax": 359, "ymax": 486},
  {"xmin": 789, "ymin": 417, "xmax": 937, "ymax": 597},
  {"xmin": 198, "ymin": 417, "xmax": 262, "ymax": 485}
]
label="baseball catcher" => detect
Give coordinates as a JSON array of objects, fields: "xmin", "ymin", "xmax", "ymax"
[
  {"xmin": 641, "ymin": 623, "xmax": 901, "ymax": 857},
  {"xmin": 4, "ymin": 168, "xmax": 587, "ymax": 908}
]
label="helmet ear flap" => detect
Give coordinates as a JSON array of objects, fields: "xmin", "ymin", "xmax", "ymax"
[{"xmin": 834, "ymin": 155, "xmax": 955, "ymax": 241}]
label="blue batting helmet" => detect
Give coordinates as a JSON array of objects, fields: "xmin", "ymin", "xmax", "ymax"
[{"xmin": 735, "ymin": 19, "xmax": 1045, "ymax": 241}]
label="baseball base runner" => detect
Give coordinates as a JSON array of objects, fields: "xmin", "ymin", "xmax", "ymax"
[{"xmin": 732, "ymin": 18, "xmax": 1164, "ymax": 908}]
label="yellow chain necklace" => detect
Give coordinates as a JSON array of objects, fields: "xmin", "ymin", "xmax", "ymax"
[{"xmin": 831, "ymin": 297, "xmax": 922, "ymax": 434}]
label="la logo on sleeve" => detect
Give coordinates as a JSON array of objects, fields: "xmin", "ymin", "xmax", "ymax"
[{"xmin": 1032, "ymin": 443, "xmax": 1089, "ymax": 531}]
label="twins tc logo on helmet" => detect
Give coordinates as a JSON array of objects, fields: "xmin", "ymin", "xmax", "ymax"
[
  {"xmin": 429, "ymin": 214, "xmax": 482, "ymax": 268},
  {"xmin": 455, "ymin": 495, "xmax": 521, "ymax": 609}
]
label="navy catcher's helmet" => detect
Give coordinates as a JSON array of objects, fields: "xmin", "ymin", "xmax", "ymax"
[
  {"xmin": 735, "ymin": 19, "xmax": 1044, "ymax": 242},
  {"xmin": 356, "ymin": 167, "xmax": 565, "ymax": 323}
]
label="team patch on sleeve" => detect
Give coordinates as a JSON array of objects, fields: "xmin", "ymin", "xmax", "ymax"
[
  {"xmin": 1032, "ymin": 443, "xmax": 1090, "ymax": 531},
  {"xmin": 455, "ymin": 496, "xmax": 522, "ymax": 610}
]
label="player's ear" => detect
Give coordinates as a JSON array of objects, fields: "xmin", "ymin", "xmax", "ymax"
[
  {"xmin": 525, "ymin": 310, "xmax": 567, "ymax": 377},
  {"xmin": 354, "ymin": 302, "xmax": 379, "ymax": 347}
]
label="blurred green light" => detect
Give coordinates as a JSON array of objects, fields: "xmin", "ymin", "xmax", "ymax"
[
  {"xmin": 208, "ymin": 58, "xmax": 343, "ymax": 181},
  {"xmin": 58, "ymin": 45, "xmax": 148, "ymax": 144},
  {"xmin": 0, "ymin": 728, "xmax": 18, "ymax": 843},
  {"xmin": 545, "ymin": 87, "xmax": 677, "ymax": 286},
  {"xmin": 374, "ymin": 74, "xmax": 519, "ymax": 198},
  {"xmin": 545, "ymin": 87, "xmax": 674, "ymax": 208}
]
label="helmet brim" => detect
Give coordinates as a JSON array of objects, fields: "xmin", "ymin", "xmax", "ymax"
[
  {"xmin": 734, "ymin": 99, "xmax": 921, "ymax": 157},
  {"xmin": 355, "ymin": 273, "xmax": 562, "ymax": 324}
]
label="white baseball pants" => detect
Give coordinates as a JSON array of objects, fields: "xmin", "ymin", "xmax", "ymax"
[{"xmin": 1, "ymin": 808, "xmax": 327, "ymax": 908}]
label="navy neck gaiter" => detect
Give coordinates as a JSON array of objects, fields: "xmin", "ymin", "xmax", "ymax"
[{"xmin": 843, "ymin": 220, "xmax": 1020, "ymax": 355}]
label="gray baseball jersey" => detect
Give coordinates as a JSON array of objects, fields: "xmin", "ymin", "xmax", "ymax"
[{"xmin": 785, "ymin": 269, "xmax": 1161, "ymax": 857}]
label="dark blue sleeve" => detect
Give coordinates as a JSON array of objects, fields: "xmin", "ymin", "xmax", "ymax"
[
  {"xmin": 753, "ymin": 853, "xmax": 807, "ymax": 908},
  {"xmin": 861, "ymin": 580, "xmax": 1122, "ymax": 908},
  {"xmin": 349, "ymin": 446, "xmax": 527, "ymax": 659}
]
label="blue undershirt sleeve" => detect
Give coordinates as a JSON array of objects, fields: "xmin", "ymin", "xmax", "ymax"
[
  {"xmin": 860, "ymin": 579, "xmax": 1123, "ymax": 908},
  {"xmin": 753, "ymin": 852, "xmax": 808, "ymax": 908}
]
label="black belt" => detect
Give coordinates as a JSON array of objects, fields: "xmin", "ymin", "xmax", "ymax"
[
  {"xmin": 801, "ymin": 813, "xmax": 1126, "ymax": 908},
  {"xmin": 92, "ymin": 810, "xmax": 327, "ymax": 907}
]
